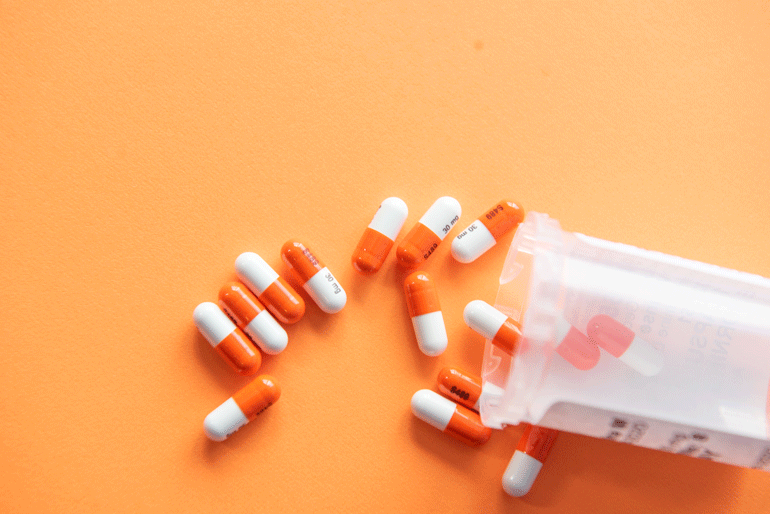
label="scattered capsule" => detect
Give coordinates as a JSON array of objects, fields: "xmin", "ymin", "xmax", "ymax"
[
  {"xmin": 503, "ymin": 425, "xmax": 559, "ymax": 497},
  {"xmin": 463, "ymin": 300, "xmax": 523, "ymax": 355},
  {"xmin": 403, "ymin": 271, "xmax": 448, "ymax": 356},
  {"xmin": 281, "ymin": 241, "xmax": 347, "ymax": 314},
  {"xmin": 451, "ymin": 200, "xmax": 524, "ymax": 263},
  {"xmin": 396, "ymin": 197, "xmax": 461, "ymax": 269},
  {"xmin": 204, "ymin": 375, "xmax": 281, "ymax": 441},
  {"xmin": 436, "ymin": 367, "xmax": 504, "ymax": 412},
  {"xmin": 587, "ymin": 314, "xmax": 663, "ymax": 376},
  {"xmin": 235, "ymin": 252, "xmax": 305, "ymax": 324},
  {"xmin": 352, "ymin": 197, "xmax": 409, "ymax": 274},
  {"xmin": 411, "ymin": 389, "xmax": 492, "ymax": 446},
  {"xmin": 194, "ymin": 302, "xmax": 262, "ymax": 375},
  {"xmin": 463, "ymin": 300, "xmax": 599, "ymax": 370},
  {"xmin": 218, "ymin": 282, "xmax": 288, "ymax": 355}
]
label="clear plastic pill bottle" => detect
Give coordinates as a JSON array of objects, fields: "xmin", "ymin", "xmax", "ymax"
[{"xmin": 481, "ymin": 212, "xmax": 770, "ymax": 470}]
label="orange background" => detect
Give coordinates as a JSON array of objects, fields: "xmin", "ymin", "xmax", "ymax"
[{"xmin": 1, "ymin": 2, "xmax": 769, "ymax": 512}]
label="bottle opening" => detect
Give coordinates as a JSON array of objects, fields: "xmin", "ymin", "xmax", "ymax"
[{"xmin": 480, "ymin": 212, "xmax": 566, "ymax": 429}]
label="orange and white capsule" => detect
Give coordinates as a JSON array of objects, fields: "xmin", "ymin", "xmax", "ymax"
[
  {"xmin": 218, "ymin": 282, "xmax": 288, "ymax": 355},
  {"xmin": 411, "ymin": 389, "xmax": 492, "ymax": 446},
  {"xmin": 436, "ymin": 367, "xmax": 504, "ymax": 412},
  {"xmin": 464, "ymin": 300, "xmax": 600, "ymax": 370},
  {"xmin": 503, "ymin": 425, "xmax": 559, "ymax": 497},
  {"xmin": 587, "ymin": 314, "xmax": 663, "ymax": 376},
  {"xmin": 396, "ymin": 196, "xmax": 461, "ymax": 269},
  {"xmin": 451, "ymin": 200, "xmax": 524, "ymax": 263},
  {"xmin": 193, "ymin": 302, "xmax": 262, "ymax": 375},
  {"xmin": 235, "ymin": 252, "xmax": 305, "ymax": 324},
  {"xmin": 352, "ymin": 197, "xmax": 409, "ymax": 274},
  {"xmin": 463, "ymin": 300, "xmax": 523, "ymax": 355},
  {"xmin": 204, "ymin": 375, "xmax": 281, "ymax": 441},
  {"xmin": 403, "ymin": 271, "xmax": 448, "ymax": 356},
  {"xmin": 281, "ymin": 241, "xmax": 347, "ymax": 314}
]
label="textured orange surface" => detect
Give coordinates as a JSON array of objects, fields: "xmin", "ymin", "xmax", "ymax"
[{"xmin": 1, "ymin": 2, "xmax": 769, "ymax": 513}]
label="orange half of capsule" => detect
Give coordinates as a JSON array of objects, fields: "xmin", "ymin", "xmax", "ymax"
[
  {"xmin": 281, "ymin": 240, "xmax": 324, "ymax": 284},
  {"xmin": 447, "ymin": 404, "xmax": 492, "ymax": 447},
  {"xmin": 233, "ymin": 374, "xmax": 282, "ymax": 419},
  {"xmin": 437, "ymin": 367, "xmax": 483, "ymax": 411},
  {"xmin": 517, "ymin": 424, "xmax": 559, "ymax": 462},
  {"xmin": 259, "ymin": 278, "xmax": 305, "ymax": 324},
  {"xmin": 216, "ymin": 328, "xmax": 262, "ymax": 376},
  {"xmin": 219, "ymin": 281, "xmax": 267, "ymax": 326},
  {"xmin": 494, "ymin": 318, "xmax": 523, "ymax": 355},
  {"xmin": 478, "ymin": 200, "xmax": 525, "ymax": 240},
  {"xmin": 403, "ymin": 271, "xmax": 441, "ymax": 317},
  {"xmin": 352, "ymin": 227, "xmax": 394, "ymax": 274},
  {"xmin": 396, "ymin": 223, "xmax": 441, "ymax": 269}
]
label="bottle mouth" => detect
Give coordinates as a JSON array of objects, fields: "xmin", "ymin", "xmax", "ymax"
[{"xmin": 479, "ymin": 212, "xmax": 566, "ymax": 429}]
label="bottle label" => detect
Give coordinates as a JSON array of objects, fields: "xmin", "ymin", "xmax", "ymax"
[{"xmin": 538, "ymin": 402, "xmax": 770, "ymax": 470}]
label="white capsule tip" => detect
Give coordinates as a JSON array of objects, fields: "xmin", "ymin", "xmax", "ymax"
[
  {"xmin": 246, "ymin": 311, "xmax": 289, "ymax": 355},
  {"xmin": 410, "ymin": 389, "xmax": 454, "ymax": 431},
  {"xmin": 450, "ymin": 237, "xmax": 476, "ymax": 263},
  {"xmin": 462, "ymin": 300, "xmax": 508, "ymax": 340},
  {"xmin": 193, "ymin": 302, "xmax": 235, "ymax": 346},
  {"xmin": 463, "ymin": 300, "xmax": 489, "ymax": 326},
  {"xmin": 320, "ymin": 288, "xmax": 347, "ymax": 314},
  {"xmin": 203, "ymin": 398, "xmax": 248, "ymax": 442},
  {"xmin": 382, "ymin": 196, "xmax": 408, "ymax": 213},
  {"xmin": 305, "ymin": 269, "xmax": 347, "ymax": 313},
  {"xmin": 437, "ymin": 196, "xmax": 462, "ymax": 213},
  {"xmin": 502, "ymin": 451, "xmax": 543, "ymax": 497},
  {"xmin": 412, "ymin": 311, "xmax": 448, "ymax": 356}
]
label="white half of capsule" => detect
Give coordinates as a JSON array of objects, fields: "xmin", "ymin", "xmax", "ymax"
[
  {"xmin": 369, "ymin": 197, "xmax": 409, "ymax": 241},
  {"xmin": 419, "ymin": 196, "xmax": 462, "ymax": 241},
  {"xmin": 304, "ymin": 267, "xmax": 347, "ymax": 314},
  {"xmin": 204, "ymin": 397, "xmax": 249, "ymax": 442},
  {"xmin": 502, "ymin": 450, "xmax": 543, "ymax": 497},
  {"xmin": 463, "ymin": 300, "xmax": 507, "ymax": 339},
  {"xmin": 411, "ymin": 389, "xmax": 456, "ymax": 431},
  {"xmin": 243, "ymin": 310, "xmax": 288, "ymax": 354},
  {"xmin": 235, "ymin": 252, "xmax": 279, "ymax": 295},
  {"xmin": 618, "ymin": 336, "xmax": 664, "ymax": 377},
  {"xmin": 451, "ymin": 220, "xmax": 496, "ymax": 263},
  {"xmin": 411, "ymin": 311, "xmax": 448, "ymax": 356},
  {"xmin": 194, "ymin": 302, "xmax": 235, "ymax": 347},
  {"xmin": 474, "ymin": 381, "xmax": 506, "ymax": 411}
]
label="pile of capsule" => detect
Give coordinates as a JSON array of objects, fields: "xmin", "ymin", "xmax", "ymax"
[
  {"xmin": 193, "ymin": 195, "xmax": 559, "ymax": 497},
  {"xmin": 194, "ymin": 242, "xmax": 347, "ymax": 441},
  {"xmin": 354, "ymin": 196, "xmax": 559, "ymax": 497}
]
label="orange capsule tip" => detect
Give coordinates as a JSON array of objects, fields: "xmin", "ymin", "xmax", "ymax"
[{"xmin": 281, "ymin": 240, "xmax": 325, "ymax": 283}]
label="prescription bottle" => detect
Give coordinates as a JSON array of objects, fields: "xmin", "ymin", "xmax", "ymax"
[{"xmin": 480, "ymin": 212, "xmax": 770, "ymax": 470}]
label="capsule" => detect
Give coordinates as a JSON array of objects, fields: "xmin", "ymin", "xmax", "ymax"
[
  {"xmin": 193, "ymin": 302, "xmax": 262, "ymax": 375},
  {"xmin": 204, "ymin": 375, "xmax": 281, "ymax": 441},
  {"xmin": 403, "ymin": 271, "xmax": 448, "ymax": 356},
  {"xmin": 451, "ymin": 200, "xmax": 524, "ymax": 263},
  {"xmin": 587, "ymin": 314, "xmax": 663, "ymax": 376},
  {"xmin": 352, "ymin": 197, "xmax": 409, "ymax": 274},
  {"xmin": 503, "ymin": 425, "xmax": 559, "ymax": 497},
  {"xmin": 462, "ymin": 300, "xmax": 523, "ymax": 355},
  {"xmin": 235, "ymin": 252, "xmax": 305, "ymax": 324},
  {"xmin": 463, "ymin": 300, "xmax": 599, "ymax": 370},
  {"xmin": 218, "ymin": 282, "xmax": 288, "ymax": 355},
  {"xmin": 436, "ymin": 367, "xmax": 504, "ymax": 412},
  {"xmin": 554, "ymin": 318, "xmax": 600, "ymax": 371},
  {"xmin": 396, "ymin": 197, "xmax": 461, "ymax": 269},
  {"xmin": 411, "ymin": 389, "xmax": 492, "ymax": 446},
  {"xmin": 281, "ymin": 241, "xmax": 347, "ymax": 314}
]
